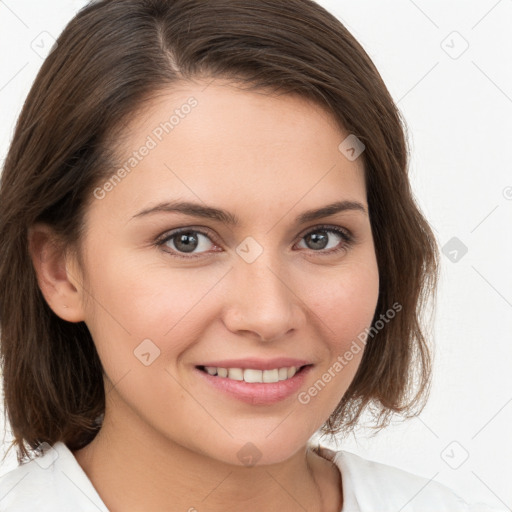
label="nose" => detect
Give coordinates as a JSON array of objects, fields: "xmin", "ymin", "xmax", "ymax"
[{"xmin": 222, "ymin": 255, "xmax": 305, "ymax": 342}]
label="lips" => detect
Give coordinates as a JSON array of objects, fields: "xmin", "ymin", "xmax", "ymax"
[{"xmin": 194, "ymin": 358, "xmax": 314, "ymax": 405}]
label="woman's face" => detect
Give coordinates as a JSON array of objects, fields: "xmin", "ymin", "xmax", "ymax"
[{"xmin": 70, "ymin": 79, "xmax": 379, "ymax": 465}]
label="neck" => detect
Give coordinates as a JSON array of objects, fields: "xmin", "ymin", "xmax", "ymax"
[{"xmin": 72, "ymin": 403, "xmax": 342, "ymax": 512}]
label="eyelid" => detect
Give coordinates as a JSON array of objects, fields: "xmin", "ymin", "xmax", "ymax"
[
  {"xmin": 299, "ymin": 223, "xmax": 353, "ymax": 241},
  {"xmin": 155, "ymin": 225, "xmax": 218, "ymax": 243}
]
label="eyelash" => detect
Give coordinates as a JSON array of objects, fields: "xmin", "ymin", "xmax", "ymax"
[{"xmin": 155, "ymin": 224, "xmax": 354, "ymax": 260}]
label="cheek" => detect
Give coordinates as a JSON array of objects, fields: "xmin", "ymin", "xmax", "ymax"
[
  {"xmin": 306, "ymin": 262, "xmax": 379, "ymax": 348},
  {"xmin": 294, "ymin": 271, "xmax": 378, "ymax": 426},
  {"xmin": 82, "ymin": 251, "xmax": 224, "ymax": 367}
]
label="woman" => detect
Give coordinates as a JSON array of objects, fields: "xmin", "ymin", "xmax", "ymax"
[{"xmin": 0, "ymin": 1, "xmax": 503, "ymax": 510}]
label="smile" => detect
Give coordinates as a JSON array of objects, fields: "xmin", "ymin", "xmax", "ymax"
[
  {"xmin": 195, "ymin": 364, "xmax": 313, "ymax": 405},
  {"xmin": 197, "ymin": 365, "xmax": 304, "ymax": 383}
]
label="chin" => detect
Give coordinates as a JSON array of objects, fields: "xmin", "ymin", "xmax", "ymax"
[{"xmin": 202, "ymin": 433, "xmax": 312, "ymax": 468}]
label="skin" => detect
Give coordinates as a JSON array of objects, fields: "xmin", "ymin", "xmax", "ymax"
[{"xmin": 28, "ymin": 79, "xmax": 379, "ymax": 512}]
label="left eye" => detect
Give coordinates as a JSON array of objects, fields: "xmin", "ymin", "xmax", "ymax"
[
  {"xmin": 156, "ymin": 225, "xmax": 353, "ymax": 259},
  {"xmin": 297, "ymin": 226, "xmax": 352, "ymax": 253}
]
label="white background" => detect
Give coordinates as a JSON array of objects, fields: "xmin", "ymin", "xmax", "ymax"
[{"xmin": 0, "ymin": 1, "xmax": 511, "ymax": 509}]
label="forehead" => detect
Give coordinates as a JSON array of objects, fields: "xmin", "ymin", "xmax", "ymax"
[{"xmin": 89, "ymin": 79, "xmax": 367, "ymax": 226}]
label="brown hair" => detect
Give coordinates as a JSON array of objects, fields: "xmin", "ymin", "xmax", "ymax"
[{"xmin": 0, "ymin": 0, "xmax": 438, "ymax": 464}]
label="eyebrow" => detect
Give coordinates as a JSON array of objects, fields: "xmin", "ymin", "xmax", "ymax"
[{"xmin": 130, "ymin": 199, "xmax": 367, "ymax": 225}]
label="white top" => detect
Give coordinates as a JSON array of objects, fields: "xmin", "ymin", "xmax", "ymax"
[{"xmin": 0, "ymin": 441, "xmax": 505, "ymax": 511}]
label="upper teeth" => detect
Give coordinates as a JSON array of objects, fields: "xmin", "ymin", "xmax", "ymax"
[{"xmin": 204, "ymin": 366, "xmax": 299, "ymax": 383}]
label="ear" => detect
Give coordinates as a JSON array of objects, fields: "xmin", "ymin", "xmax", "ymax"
[{"xmin": 27, "ymin": 223, "xmax": 86, "ymax": 323}]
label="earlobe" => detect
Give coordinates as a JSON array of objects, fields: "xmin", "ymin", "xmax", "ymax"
[{"xmin": 27, "ymin": 223, "xmax": 86, "ymax": 323}]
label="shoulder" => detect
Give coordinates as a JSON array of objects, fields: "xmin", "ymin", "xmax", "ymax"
[
  {"xmin": 0, "ymin": 442, "xmax": 109, "ymax": 512},
  {"xmin": 313, "ymin": 444, "xmax": 504, "ymax": 512}
]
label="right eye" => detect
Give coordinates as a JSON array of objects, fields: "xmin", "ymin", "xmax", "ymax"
[{"xmin": 156, "ymin": 228, "xmax": 220, "ymax": 259}]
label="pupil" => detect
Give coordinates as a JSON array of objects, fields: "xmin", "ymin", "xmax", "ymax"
[
  {"xmin": 175, "ymin": 232, "xmax": 198, "ymax": 253},
  {"xmin": 308, "ymin": 231, "xmax": 327, "ymax": 250}
]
